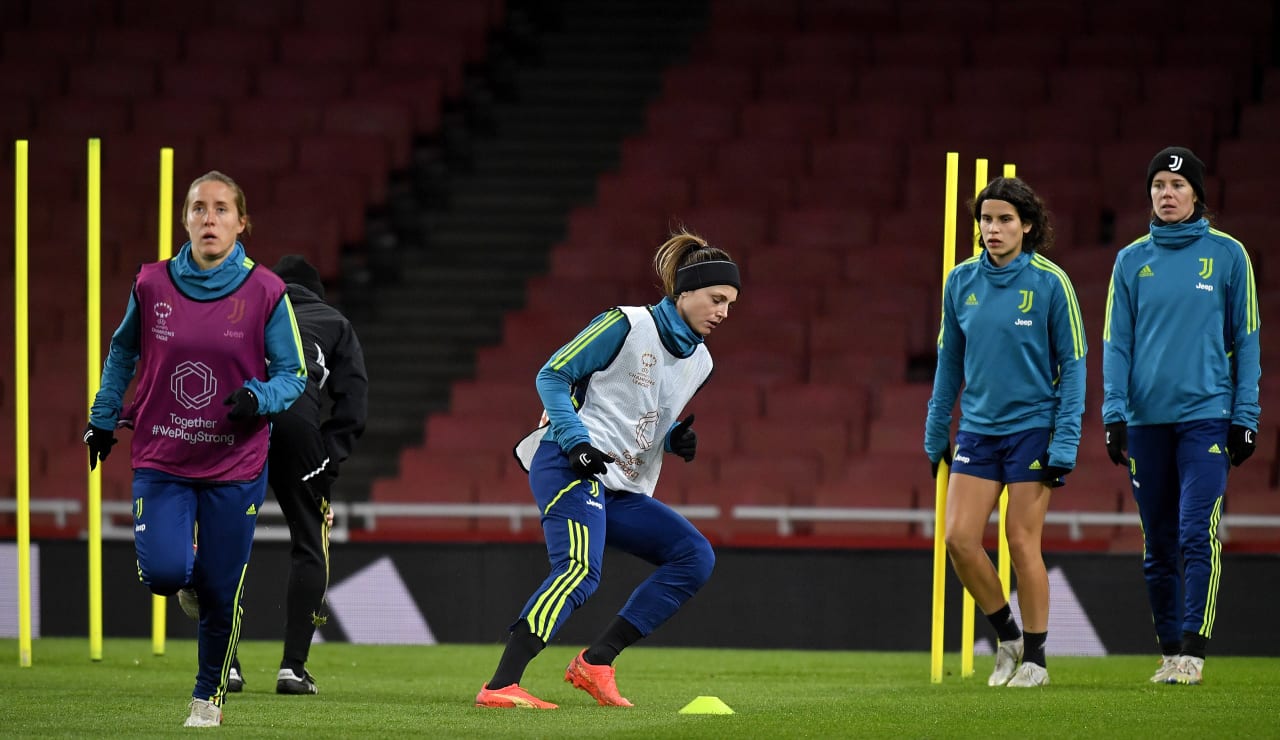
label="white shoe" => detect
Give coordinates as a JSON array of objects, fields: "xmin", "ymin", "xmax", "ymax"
[
  {"xmin": 1150, "ymin": 655, "xmax": 1180, "ymax": 683},
  {"xmin": 1166, "ymin": 655, "xmax": 1203, "ymax": 685},
  {"xmin": 988, "ymin": 637, "xmax": 1024, "ymax": 686},
  {"xmin": 178, "ymin": 588, "xmax": 200, "ymax": 621},
  {"xmin": 183, "ymin": 698, "xmax": 222, "ymax": 727},
  {"xmin": 1006, "ymin": 662, "xmax": 1050, "ymax": 687}
]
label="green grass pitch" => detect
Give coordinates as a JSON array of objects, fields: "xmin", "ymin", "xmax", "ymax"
[{"xmin": 2, "ymin": 639, "xmax": 1278, "ymax": 737}]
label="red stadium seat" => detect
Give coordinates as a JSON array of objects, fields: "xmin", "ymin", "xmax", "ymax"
[
  {"xmin": 670, "ymin": 205, "xmax": 771, "ymax": 250},
  {"xmin": 0, "ymin": 58, "xmax": 65, "ymax": 98},
  {"xmin": 278, "ymin": 30, "xmax": 372, "ymax": 68},
  {"xmin": 737, "ymin": 420, "xmax": 851, "ymax": 477},
  {"xmin": 686, "ymin": 381, "xmax": 765, "ymax": 421},
  {"xmin": 321, "ymin": 100, "xmax": 413, "ymax": 168},
  {"xmin": 871, "ymin": 31, "xmax": 966, "ymax": 66},
  {"xmin": 38, "ymin": 98, "xmax": 130, "ymax": 137},
  {"xmin": 160, "ymin": 62, "xmax": 253, "ymax": 102},
  {"xmin": 661, "ymin": 63, "xmax": 757, "ymax": 104},
  {"xmin": 1023, "ymin": 104, "xmax": 1119, "ymax": 141},
  {"xmin": 201, "ymin": 134, "xmax": 296, "ymax": 177},
  {"xmin": 1065, "ymin": 35, "xmax": 1159, "ymax": 67},
  {"xmin": 132, "ymin": 99, "xmax": 227, "ymax": 137},
  {"xmin": 763, "ymin": 380, "xmax": 869, "ymax": 416},
  {"xmin": 620, "ymin": 136, "xmax": 716, "ymax": 177},
  {"xmin": 791, "ymin": 175, "xmax": 902, "ymax": 211},
  {"xmin": 1044, "ymin": 468, "xmax": 1125, "ymax": 544},
  {"xmin": 739, "ymin": 100, "xmax": 832, "ymax": 140},
  {"xmin": 93, "ymin": 28, "xmax": 182, "ymax": 63},
  {"xmin": 182, "ymin": 28, "xmax": 276, "ymax": 64},
  {"xmin": 835, "ymin": 100, "xmax": 929, "ymax": 142},
  {"xmin": 898, "ymin": 0, "xmax": 993, "ymax": 29},
  {"xmin": 951, "ymin": 66, "xmax": 1047, "ymax": 106},
  {"xmin": 295, "ymin": 133, "xmax": 392, "ymax": 201},
  {"xmin": 272, "ymin": 172, "xmax": 368, "ymax": 243},
  {"xmin": 523, "ymin": 275, "xmax": 626, "ymax": 317},
  {"xmin": 809, "ymin": 139, "xmax": 903, "ymax": 180},
  {"xmin": 693, "ymin": 174, "xmax": 791, "ymax": 212},
  {"xmin": 714, "ymin": 137, "xmax": 810, "ymax": 179},
  {"xmin": 811, "ymin": 453, "xmax": 925, "ymax": 538},
  {"xmin": 645, "ymin": 99, "xmax": 739, "ymax": 143},
  {"xmin": 423, "ymin": 414, "xmax": 531, "ymax": 455},
  {"xmin": 857, "ymin": 66, "xmax": 951, "ymax": 104},
  {"xmin": 746, "ymin": 245, "xmax": 845, "ymax": 286},
  {"xmin": 1047, "ymin": 67, "xmax": 1140, "ymax": 109},
  {"xmin": 256, "ymin": 66, "xmax": 353, "ymax": 100},
  {"xmin": 779, "ymin": 32, "xmax": 872, "ymax": 66},
  {"xmin": 300, "ymin": 0, "xmax": 392, "ymax": 30},
  {"xmin": 693, "ymin": 28, "xmax": 782, "ymax": 66},
  {"xmin": 868, "ymin": 383, "xmax": 934, "ymax": 452},
  {"xmin": 930, "ymin": 103, "xmax": 1026, "ymax": 147},
  {"xmin": 1238, "ymin": 102, "xmax": 1280, "ymax": 140},
  {"xmin": 773, "ymin": 206, "xmax": 875, "ymax": 250},
  {"xmin": 709, "ymin": 0, "xmax": 799, "ymax": 32},
  {"xmin": 800, "ymin": 0, "xmax": 896, "ymax": 32},
  {"xmin": 1, "ymin": 28, "xmax": 92, "ymax": 62},
  {"xmin": 717, "ymin": 457, "xmax": 822, "ymax": 509},
  {"xmin": 968, "ymin": 34, "xmax": 1065, "ymax": 67},
  {"xmin": 757, "ymin": 64, "xmax": 855, "ymax": 105}
]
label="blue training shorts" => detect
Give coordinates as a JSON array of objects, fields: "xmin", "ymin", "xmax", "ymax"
[{"xmin": 951, "ymin": 428, "xmax": 1054, "ymax": 485}]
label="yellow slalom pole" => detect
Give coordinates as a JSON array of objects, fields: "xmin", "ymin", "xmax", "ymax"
[
  {"xmin": 998, "ymin": 162, "xmax": 1016, "ymax": 602},
  {"xmin": 930, "ymin": 152, "xmax": 959, "ymax": 684},
  {"xmin": 15, "ymin": 140, "xmax": 33, "ymax": 667},
  {"xmin": 956, "ymin": 158, "xmax": 993, "ymax": 677},
  {"xmin": 152, "ymin": 147, "xmax": 174, "ymax": 656},
  {"xmin": 87, "ymin": 139, "xmax": 103, "ymax": 662}
]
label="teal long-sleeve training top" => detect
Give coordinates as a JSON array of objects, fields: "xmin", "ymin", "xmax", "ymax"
[
  {"xmin": 536, "ymin": 297, "xmax": 704, "ymax": 454},
  {"xmin": 1102, "ymin": 218, "xmax": 1260, "ymax": 428},
  {"xmin": 925, "ymin": 250, "xmax": 1088, "ymax": 469}
]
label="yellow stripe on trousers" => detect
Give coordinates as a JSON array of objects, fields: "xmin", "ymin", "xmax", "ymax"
[
  {"xmin": 1201, "ymin": 496, "xmax": 1224, "ymax": 637},
  {"xmin": 527, "ymin": 520, "xmax": 589, "ymax": 642}
]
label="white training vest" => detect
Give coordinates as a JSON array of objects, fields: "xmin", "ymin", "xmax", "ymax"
[{"xmin": 515, "ymin": 305, "xmax": 713, "ymax": 496}]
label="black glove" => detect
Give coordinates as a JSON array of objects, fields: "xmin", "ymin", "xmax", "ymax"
[
  {"xmin": 1228, "ymin": 424, "xmax": 1256, "ymax": 467},
  {"xmin": 568, "ymin": 442, "xmax": 613, "ymax": 478},
  {"xmin": 669, "ymin": 414, "xmax": 697, "ymax": 462},
  {"xmin": 1104, "ymin": 422, "xmax": 1127, "ymax": 466},
  {"xmin": 930, "ymin": 445, "xmax": 952, "ymax": 479},
  {"xmin": 1042, "ymin": 465, "xmax": 1071, "ymax": 488},
  {"xmin": 84, "ymin": 423, "xmax": 118, "ymax": 471},
  {"xmin": 224, "ymin": 388, "xmax": 259, "ymax": 420}
]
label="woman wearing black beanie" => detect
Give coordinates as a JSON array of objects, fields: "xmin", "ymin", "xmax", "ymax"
[{"xmin": 1101, "ymin": 145, "xmax": 1261, "ymax": 686}]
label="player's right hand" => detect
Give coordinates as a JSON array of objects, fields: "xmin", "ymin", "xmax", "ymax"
[
  {"xmin": 1104, "ymin": 422, "xmax": 1128, "ymax": 466},
  {"xmin": 929, "ymin": 445, "xmax": 952, "ymax": 479},
  {"xmin": 84, "ymin": 423, "xmax": 118, "ymax": 471},
  {"xmin": 568, "ymin": 442, "xmax": 614, "ymax": 478}
]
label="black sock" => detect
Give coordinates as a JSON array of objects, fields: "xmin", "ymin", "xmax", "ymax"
[
  {"xmin": 488, "ymin": 620, "xmax": 545, "ymax": 689},
  {"xmin": 986, "ymin": 604, "xmax": 1022, "ymax": 643},
  {"xmin": 280, "ymin": 659, "xmax": 305, "ymax": 675},
  {"xmin": 583, "ymin": 616, "xmax": 644, "ymax": 666},
  {"xmin": 1182, "ymin": 631, "xmax": 1207, "ymax": 660},
  {"xmin": 1159, "ymin": 639, "xmax": 1183, "ymax": 657},
  {"xmin": 1023, "ymin": 631, "xmax": 1047, "ymax": 668}
]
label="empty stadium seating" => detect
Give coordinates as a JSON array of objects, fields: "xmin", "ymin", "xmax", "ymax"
[{"xmin": 5, "ymin": 0, "xmax": 1279, "ymax": 549}]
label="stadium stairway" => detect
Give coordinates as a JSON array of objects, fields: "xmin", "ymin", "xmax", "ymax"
[{"xmin": 341, "ymin": 0, "xmax": 708, "ymax": 499}]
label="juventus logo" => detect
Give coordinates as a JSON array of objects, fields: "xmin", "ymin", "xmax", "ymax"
[
  {"xmin": 1198, "ymin": 258, "xmax": 1213, "ymax": 279},
  {"xmin": 1168, "ymin": 154, "xmax": 1184, "ymax": 171},
  {"xmin": 226, "ymin": 297, "xmax": 246, "ymax": 323},
  {"xmin": 1017, "ymin": 290, "xmax": 1034, "ymax": 313}
]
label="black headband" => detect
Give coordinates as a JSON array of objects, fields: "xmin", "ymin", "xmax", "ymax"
[{"xmin": 674, "ymin": 260, "xmax": 740, "ymax": 295}]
